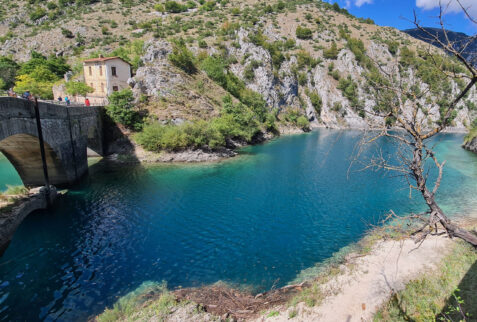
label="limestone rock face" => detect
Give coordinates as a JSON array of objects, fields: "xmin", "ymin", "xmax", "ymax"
[
  {"xmin": 130, "ymin": 41, "xmax": 183, "ymax": 99},
  {"xmin": 131, "ymin": 35, "xmax": 477, "ymax": 131}
]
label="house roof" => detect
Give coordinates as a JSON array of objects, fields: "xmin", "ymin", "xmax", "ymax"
[{"xmin": 83, "ymin": 56, "xmax": 131, "ymax": 65}]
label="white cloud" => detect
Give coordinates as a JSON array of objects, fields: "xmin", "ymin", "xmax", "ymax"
[
  {"xmin": 416, "ymin": 0, "xmax": 477, "ymax": 18},
  {"xmin": 355, "ymin": 0, "xmax": 373, "ymax": 7}
]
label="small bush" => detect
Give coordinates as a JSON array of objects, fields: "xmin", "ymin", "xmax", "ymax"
[
  {"xmin": 29, "ymin": 7, "xmax": 47, "ymax": 21},
  {"xmin": 165, "ymin": 1, "xmax": 186, "ymax": 13},
  {"xmin": 61, "ymin": 28, "xmax": 74, "ymax": 38},
  {"xmin": 307, "ymin": 90, "xmax": 322, "ymax": 115},
  {"xmin": 169, "ymin": 39, "xmax": 197, "ymax": 74},
  {"xmin": 198, "ymin": 39, "xmax": 208, "ymax": 48},
  {"xmin": 338, "ymin": 76, "xmax": 359, "ymax": 107},
  {"xmin": 323, "ymin": 41, "xmax": 339, "ymax": 60},
  {"xmin": 297, "ymin": 51, "xmax": 320, "ymax": 69},
  {"xmin": 154, "ymin": 4, "xmax": 165, "ymax": 12},
  {"xmin": 386, "ymin": 40, "xmax": 399, "ymax": 56},
  {"xmin": 296, "ymin": 115, "xmax": 310, "ymax": 130},
  {"xmin": 296, "ymin": 26, "xmax": 313, "ymax": 40}
]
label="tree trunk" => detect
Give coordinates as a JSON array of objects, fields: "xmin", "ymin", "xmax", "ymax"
[{"xmin": 411, "ymin": 142, "xmax": 477, "ymax": 247}]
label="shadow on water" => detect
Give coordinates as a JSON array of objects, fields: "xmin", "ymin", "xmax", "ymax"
[{"xmin": 438, "ymin": 259, "xmax": 477, "ymax": 320}]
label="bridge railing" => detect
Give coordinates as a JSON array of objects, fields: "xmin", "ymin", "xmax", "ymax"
[{"xmin": 40, "ymin": 100, "xmax": 88, "ymax": 107}]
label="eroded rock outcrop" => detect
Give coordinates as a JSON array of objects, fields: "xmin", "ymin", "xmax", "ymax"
[{"xmin": 464, "ymin": 136, "xmax": 477, "ymax": 153}]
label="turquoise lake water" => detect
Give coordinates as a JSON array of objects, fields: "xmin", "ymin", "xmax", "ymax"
[{"xmin": 0, "ymin": 129, "xmax": 476, "ymax": 321}]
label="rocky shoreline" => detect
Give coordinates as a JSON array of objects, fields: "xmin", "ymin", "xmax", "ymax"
[
  {"xmin": 105, "ymin": 125, "xmax": 475, "ymax": 165},
  {"xmin": 0, "ymin": 187, "xmax": 57, "ymax": 255},
  {"xmin": 463, "ymin": 136, "xmax": 477, "ymax": 153}
]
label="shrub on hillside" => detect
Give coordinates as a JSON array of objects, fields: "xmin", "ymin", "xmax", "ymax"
[
  {"xmin": 346, "ymin": 38, "xmax": 366, "ymax": 63},
  {"xmin": 296, "ymin": 115, "xmax": 310, "ymax": 131},
  {"xmin": 306, "ymin": 90, "xmax": 322, "ymax": 115},
  {"xmin": 297, "ymin": 50, "xmax": 320, "ymax": 69},
  {"xmin": 165, "ymin": 1, "xmax": 187, "ymax": 13},
  {"xmin": 296, "ymin": 26, "xmax": 313, "ymax": 40},
  {"xmin": 281, "ymin": 108, "xmax": 310, "ymax": 130},
  {"xmin": 338, "ymin": 75, "xmax": 359, "ymax": 107},
  {"xmin": 29, "ymin": 7, "xmax": 47, "ymax": 21},
  {"xmin": 385, "ymin": 40, "xmax": 399, "ymax": 56},
  {"xmin": 323, "ymin": 42, "xmax": 339, "ymax": 60},
  {"xmin": 200, "ymin": 56, "xmax": 227, "ymax": 86},
  {"xmin": 169, "ymin": 39, "xmax": 197, "ymax": 74}
]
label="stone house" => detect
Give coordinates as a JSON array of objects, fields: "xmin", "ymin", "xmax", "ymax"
[
  {"xmin": 82, "ymin": 56, "xmax": 132, "ymax": 105},
  {"xmin": 53, "ymin": 56, "xmax": 132, "ymax": 105}
]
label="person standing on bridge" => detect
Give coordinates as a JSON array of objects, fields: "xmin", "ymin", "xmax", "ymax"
[
  {"xmin": 85, "ymin": 98, "xmax": 90, "ymax": 107},
  {"xmin": 65, "ymin": 96, "xmax": 70, "ymax": 106}
]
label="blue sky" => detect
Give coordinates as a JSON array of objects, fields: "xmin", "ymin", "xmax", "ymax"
[{"xmin": 328, "ymin": 0, "xmax": 477, "ymax": 34}]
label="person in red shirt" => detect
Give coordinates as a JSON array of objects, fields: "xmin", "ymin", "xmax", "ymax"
[{"xmin": 85, "ymin": 98, "xmax": 90, "ymax": 107}]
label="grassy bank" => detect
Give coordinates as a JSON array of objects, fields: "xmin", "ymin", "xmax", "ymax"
[
  {"xmin": 97, "ymin": 282, "xmax": 181, "ymax": 322},
  {"xmin": 0, "ymin": 185, "xmax": 29, "ymax": 214},
  {"xmin": 375, "ymin": 238, "xmax": 477, "ymax": 321}
]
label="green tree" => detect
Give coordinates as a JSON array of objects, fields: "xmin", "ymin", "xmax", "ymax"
[
  {"xmin": 13, "ymin": 74, "xmax": 53, "ymax": 99},
  {"xmin": 106, "ymin": 89, "xmax": 143, "ymax": 130},
  {"xmin": 65, "ymin": 81, "xmax": 94, "ymax": 97},
  {"xmin": 0, "ymin": 56, "xmax": 19, "ymax": 89},
  {"xmin": 20, "ymin": 51, "xmax": 70, "ymax": 79}
]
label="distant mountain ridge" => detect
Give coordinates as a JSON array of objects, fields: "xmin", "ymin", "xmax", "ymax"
[{"xmin": 404, "ymin": 27, "xmax": 477, "ymax": 64}]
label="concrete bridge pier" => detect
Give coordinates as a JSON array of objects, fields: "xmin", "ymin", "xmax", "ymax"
[{"xmin": 0, "ymin": 97, "xmax": 104, "ymax": 187}]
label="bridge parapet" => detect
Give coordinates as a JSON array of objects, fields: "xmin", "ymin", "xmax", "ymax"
[{"xmin": 0, "ymin": 97, "xmax": 104, "ymax": 187}]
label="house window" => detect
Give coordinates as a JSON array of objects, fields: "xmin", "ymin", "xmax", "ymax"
[
  {"xmin": 89, "ymin": 66, "xmax": 92, "ymax": 76},
  {"xmin": 99, "ymin": 66, "xmax": 103, "ymax": 76},
  {"xmin": 113, "ymin": 86, "xmax": 119, "ymax": 92},
  {"xmin": 111, "ymin": 66, "xmax": 117, "ymax": 76},
  {"xmin": 101, "ymin": 83, "xmax": 104, "ymax": 92}
]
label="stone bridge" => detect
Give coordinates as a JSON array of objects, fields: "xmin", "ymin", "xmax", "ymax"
[{"xmin": 0, "ymin": 97, "xmax": 104, "ymax": 187}]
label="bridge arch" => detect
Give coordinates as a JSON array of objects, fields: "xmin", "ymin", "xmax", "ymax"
[
  {"xmin": 0, "ymin": 97, "xmax": 104, "ymax": 187},
  {"xmin": 0, "ymin": 134, "xmax": 68, "ymax": 187}
]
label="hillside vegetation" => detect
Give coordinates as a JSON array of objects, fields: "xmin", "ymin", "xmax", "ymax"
[{"xmin": 1, "ymin": 0, "xmax": 476, "ymax": 154}]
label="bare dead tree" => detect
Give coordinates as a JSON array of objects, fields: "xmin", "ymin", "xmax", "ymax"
[{"xmin": 355, "ymin": 1, "xmax": 477, "ymax": 247}]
